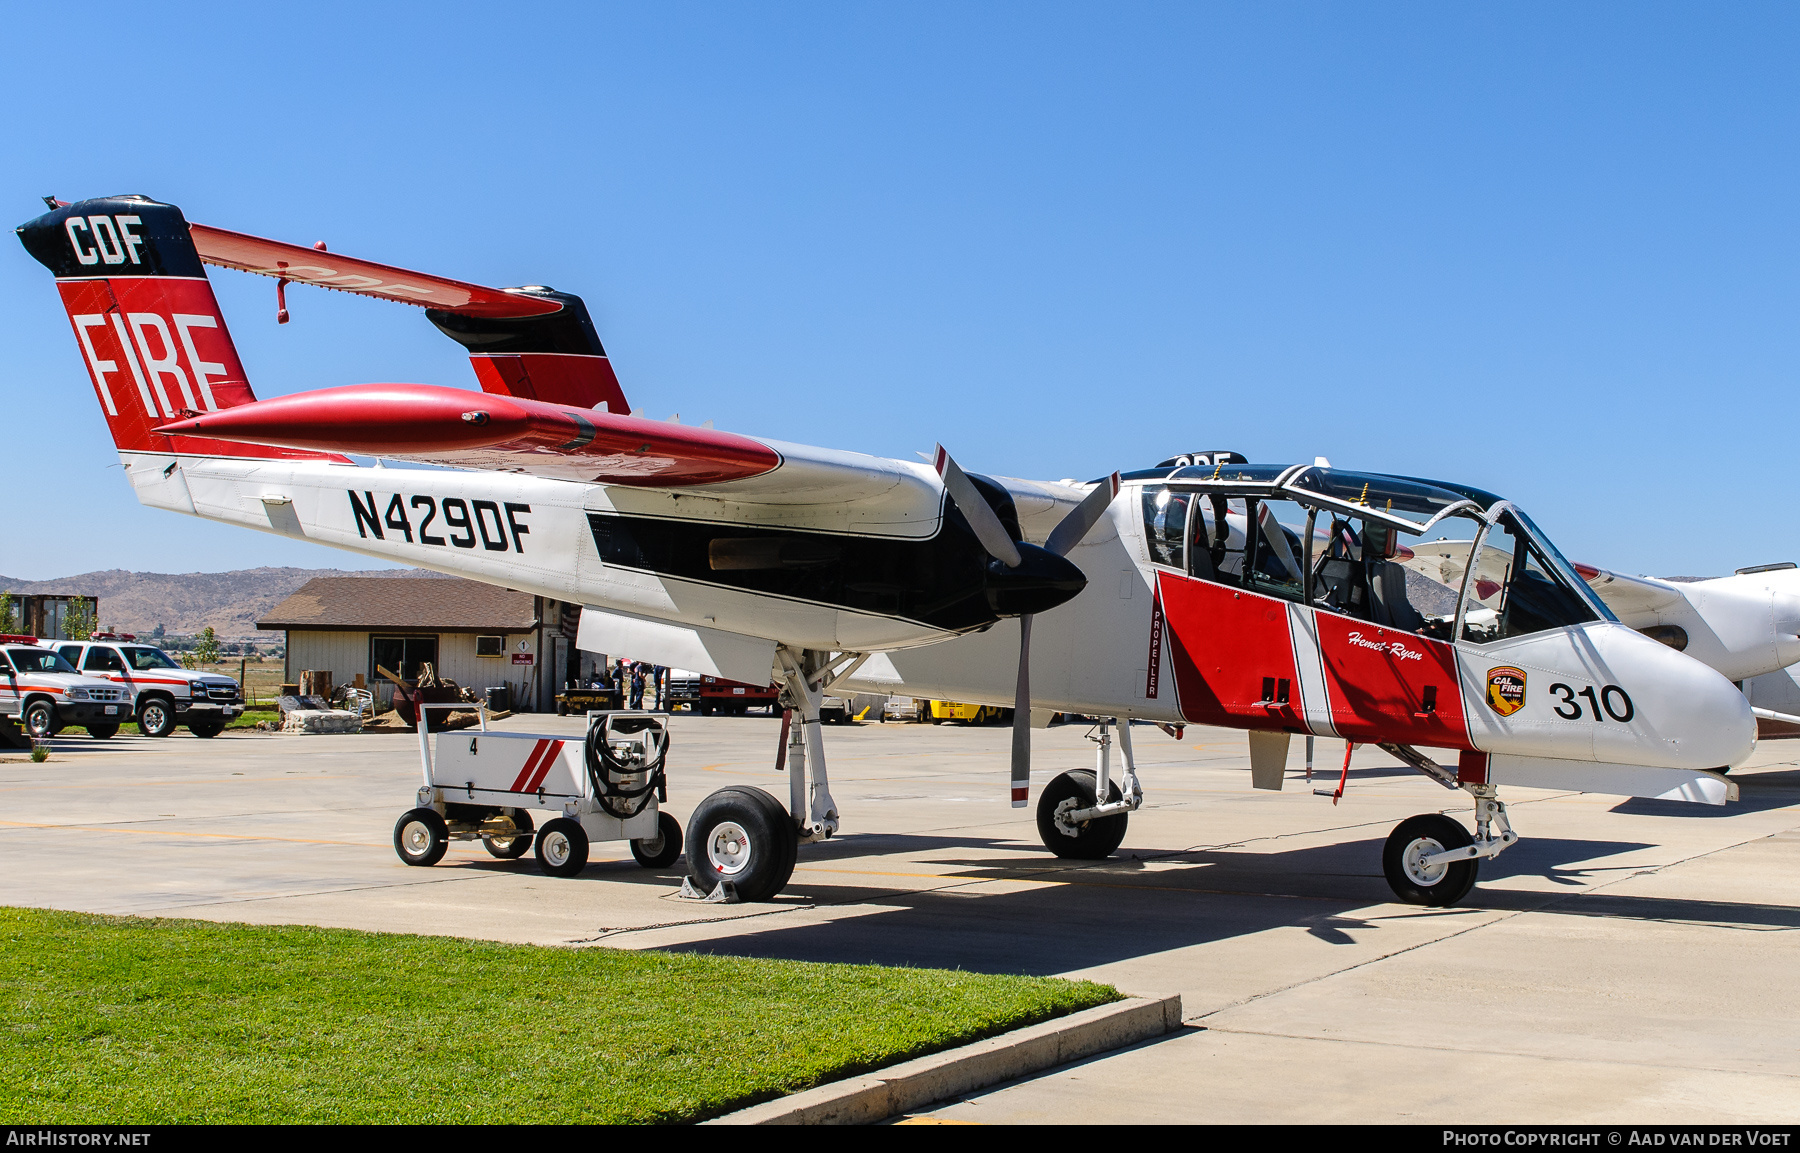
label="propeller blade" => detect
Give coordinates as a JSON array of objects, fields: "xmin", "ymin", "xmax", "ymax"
[
  {"xmin": 1042, "ymin": 471, "xmax": 1123, "ymax": 558},
  {"xmin": 934, "ymin": 445, "xmax": 1023, "ymax": 569},
  {"xmin": 1011, "ymin": 613, "xmax": 1033, "ymax": 807}
]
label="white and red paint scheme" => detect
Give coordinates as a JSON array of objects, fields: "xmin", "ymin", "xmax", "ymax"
[{"xmin": 17, "ymin": 195, "xmax": 1758, "ymax": 905}]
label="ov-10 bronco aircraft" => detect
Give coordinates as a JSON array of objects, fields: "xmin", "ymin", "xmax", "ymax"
[{"xmin": 19, "ymin": 194, "xmax": 1756, "ymax": 907}]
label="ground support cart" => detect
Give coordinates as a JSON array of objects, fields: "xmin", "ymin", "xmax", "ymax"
[{"xmin": 392, "ymin": 705, "xmax": 681, "ymax": 877}]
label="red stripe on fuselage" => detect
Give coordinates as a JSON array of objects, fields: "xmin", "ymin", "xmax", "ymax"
[
  {"xmin": 1157, "ymin": 572, "xmax": 1302, "ymax": 730},
  {"xmin": 1311, "ymin": 612, "xmax": 1469, "ymax": 747}
]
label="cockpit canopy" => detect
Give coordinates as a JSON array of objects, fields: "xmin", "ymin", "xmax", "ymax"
[{"xmin": 1124, "ymin": 461, "xmax": 1614, "ymax": 644}]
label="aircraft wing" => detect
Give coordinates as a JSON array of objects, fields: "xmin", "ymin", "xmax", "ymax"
[
  {"xmin": 1400, "ymin": 542, "xmax": 1690, "ymax": 621},
  {"xmin": 1397, "ymin": 540, "xmax": 1513, "ymax": 600},
  {"xmin": 189, "ymin": 223, "xmax": 560, "ymax": 317},
  {"xmin": 154, "ymin": 381, "xmax": 946, "ymax": 525},
  {"xmin": 1576, "ymin": 565, "xmax": 1689, "ymax": 622}
]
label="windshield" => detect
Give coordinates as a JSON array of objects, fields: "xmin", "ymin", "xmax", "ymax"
[
  {"xmin": 5, "ymin": 648, "xmax": 78, "ymax": 674},
  {"xmin": 1457, "ymin": 510, "xmax": 1605, "ymax": 643},
  {"xmin": 121, "ymin": 646, "xmax": 182, "ymax": 670},
  {"xmin": 1507, "ymin": 507, "xmax": 1616, "ymax": 623}
]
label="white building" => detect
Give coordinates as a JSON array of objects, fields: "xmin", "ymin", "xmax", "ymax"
[{"xmin": 259, "ymin": 576, "xmax": 588, "ymax": 711}]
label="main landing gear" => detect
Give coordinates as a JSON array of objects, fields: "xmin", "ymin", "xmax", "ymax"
[
  {"xmin": 1380, "ymin": 762, "xmax": 1517, "ymax": 905},
  {"xmin": 1036, "ymin": 719, "xmax": 1144, "ymax": 859},
  {"xmin": 681, "ymin": 646, "xmax": 866, "ymax": 902}
]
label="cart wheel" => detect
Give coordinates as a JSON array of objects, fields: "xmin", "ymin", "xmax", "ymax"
[
  {"xmin": 1383, "ymin": 814, "xmax": 1479, "ymax": 906},
  {"xmin": 684, "ymin": 787, "xmax": 797, "ymax": 902},
  {"xmin": 483, "ymin": 809, "xmax": 536, "ymax": 860},
  {"xmin": 535, "ymin": 817, "xmax": 590, "ymax": 877},
  {"xmin": 630, "ymin": 811, "xmax": 683, "ymax": 869},
  {"xmin": 1036, "ymin": 770, "xmax": 1128, "ymax": 860},
  {"xmin": 87, "ymin": 724, "xmax": 119, "ymax": 740},
  {"xmin": 394, "ymin": 807, "xmax": 449, "ymax": 867}
]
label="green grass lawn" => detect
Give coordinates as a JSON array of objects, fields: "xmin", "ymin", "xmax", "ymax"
[
  {"xmin": 0, "ymin": 907, "xmax": 1117, "ymax": 1124},
  {"xmin": 224, "ymin": 709, "xmax": 279, "ymax": 730}
]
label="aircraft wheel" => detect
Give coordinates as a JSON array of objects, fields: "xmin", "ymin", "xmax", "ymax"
[
  {"xmin": 1036, "ymin": 770, "xmax": 1127, "ymax": 860},
  {"xmin": 631, "ymin": 811, "xmax": 683, "ymax": 868},
  {"xmin": 87, "ymin": 723, "xmax": 119, "ymax": 740},
  {"xmin": 535, "ymin": 817, "xmax": 590, "ymax": 877},
  {"xmin": 483, "ymin": 810, "xmax": 535, "ymax": 859},
  {"xmin": 394, "ymin": 807, "xmax": 449, "ymax": 867},
  {"xmin": 685, "ymin": 787, "xmax": 796, "ymax": 901},
  {"xmin": 1383, "ymin": 814, "xmax": 1479, "ymax": 906}
]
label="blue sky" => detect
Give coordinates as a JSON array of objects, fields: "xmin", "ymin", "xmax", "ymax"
[{"xmin": 2, "ymin": 2, "xmax": 1796, "ymax": 580}]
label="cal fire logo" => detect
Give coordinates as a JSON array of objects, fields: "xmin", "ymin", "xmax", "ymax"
[{"xmin": 1486, "ymin": 666, "xmax": 1527, "ymax": 717}]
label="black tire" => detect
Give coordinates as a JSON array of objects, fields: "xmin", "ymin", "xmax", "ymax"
[
  {"xmin": 685, "ymin": 787, "xmax": 797, "ymax": 902},
  {"xmin": 483, "ymin": 809, "xmax": 536, "ymax": 859},
  {"xmin": 700, "ymin": 703, "xmax": 715, "ymax": 717},
  {"xmin": 24, "ymin": 700, "xmax": 60, "ymax": 739},
  {"xmin": 631, "ymin": 811, "xmax": 684, "ymax": 869},
  {"xmin": 534, "ymin": 817, "xmax": 590, "ymax": 877},
  {"xmin": 394, "ymin": 807, "xmax": 449, "ymax": 867},
  {"xmin": 1383, "ymin": 813, "xmax": 1479, "ymax": 906},
  {"xmin": 1036, "ymin": 769, "xmax": 1128, "ymax": 860},
  {"xmin": 137, "ymin": 698, "xmax": 177, "ymax": 738},
  {"xmin": 87, "ymin": 724, "xmax": 119, "ymax": 740},
  {"xmin": 189, "ymin": 721, "xmax": 225, "ymax": 739}
]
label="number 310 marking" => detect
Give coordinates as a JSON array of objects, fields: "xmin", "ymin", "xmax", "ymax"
[{"xmin": 1549, "ymin": 683, "xmax": 1635, "ymax": 722}]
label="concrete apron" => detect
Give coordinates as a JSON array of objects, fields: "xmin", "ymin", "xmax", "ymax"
[{"xmin": 3, "ymin": 715, "xmax": 1798, "ymax": 1123}]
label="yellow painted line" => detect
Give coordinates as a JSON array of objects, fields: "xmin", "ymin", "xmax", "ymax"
[
  {"xmin": 0, "ymin": 818, "xmax": 379, "ymax": 849},
  {"xmin": 0, "ymin": 775, "xmax": 354, "ymax": 792}
]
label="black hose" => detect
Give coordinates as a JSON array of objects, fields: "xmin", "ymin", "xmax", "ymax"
[{"xmin": 583, "ymin": 718, "xmax": 668, "ymax": 818}]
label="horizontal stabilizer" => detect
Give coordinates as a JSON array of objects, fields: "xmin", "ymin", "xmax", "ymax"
[{"xmin": 189, "ymin": 223, "xmax": 560, "ymax": 318}]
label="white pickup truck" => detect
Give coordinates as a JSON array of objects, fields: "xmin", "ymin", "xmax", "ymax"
[
  {"xmin": 51, "ymin": 635, "xmax": 244, "ymax": 738},
  {"xmin": 0, "ymin": 638, "xmax": 133, "ymax": 739}
]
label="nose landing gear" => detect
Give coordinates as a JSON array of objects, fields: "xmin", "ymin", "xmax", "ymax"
[
  {"xmin": 1034, "ymin": 719, "xmax": 1145, "ymax": 860},
  {"xmin": 1382, "ymin": 783, "xmax": 1517, "ymax": 906}
]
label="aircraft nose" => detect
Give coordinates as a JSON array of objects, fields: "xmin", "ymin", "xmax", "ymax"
[
  {"xmin": 1603, "ymin": 625, "xmax": 1756, "ymax": 770},
  {"xmin": 1770, "ymin": 590, "xmax": 1800, "ymax": 668}
]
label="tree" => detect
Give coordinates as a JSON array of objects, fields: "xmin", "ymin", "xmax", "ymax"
[
  {"xmin": 194, "ymin": 626, "xmax": 221, "ymax": 666},
  {"xmin": 0, "ymin": 592, "xmax": 13, "ymax": 635},
  {"xmin": 62, "ymin": 598, "xmax": 95, "ymax": 642}
]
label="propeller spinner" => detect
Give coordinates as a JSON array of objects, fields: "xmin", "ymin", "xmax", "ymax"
[{"xmin": 934, "ymin": 446, "xmax": 1122, "ymax": 807}]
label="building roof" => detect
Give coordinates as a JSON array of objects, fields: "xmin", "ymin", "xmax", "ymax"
[{"xmin": 258, "ymin": 577, "xmax": 538, "ymax": 633}]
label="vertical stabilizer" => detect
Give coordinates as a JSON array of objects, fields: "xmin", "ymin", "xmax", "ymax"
[
  {"xmin": 427, "ymin": 287, "xmax": 631, "ymax": 413},
  {"xmin": 17, "ymin": 195, "xmax": 329, "ymax": 460}
]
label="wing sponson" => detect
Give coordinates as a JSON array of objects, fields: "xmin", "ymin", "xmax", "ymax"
[{"xmin": 154, "ymin": 382, "xmax": 781, "ymax": 486}]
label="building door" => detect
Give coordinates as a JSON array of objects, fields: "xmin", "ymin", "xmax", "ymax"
[{"xmin": 370, "ymin": 636, "xmax": 440, "ymax": 682}]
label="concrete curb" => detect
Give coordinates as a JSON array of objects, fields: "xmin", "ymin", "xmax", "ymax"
[{"xmin": 702, "ymin": 993, "xmax": 1183, "ymax": 1126}]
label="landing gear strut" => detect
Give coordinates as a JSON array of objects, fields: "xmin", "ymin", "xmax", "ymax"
[
  {"xmin": 681, "ymin": 645, "xmax": 866, "ymax": 903},
  {"xmin": 1036, "ymin": 719, "xmax": 1144, "ymax": 859},
  {"xmin": 1381, "ymin": 770, "xmax": 1518, "ymax": 906}
]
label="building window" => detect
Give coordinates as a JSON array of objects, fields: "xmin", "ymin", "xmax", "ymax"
[
  {"xmin": 476, "ymin": 635, "xmax": 504, "ymax": 657},
  {"xmin": 371, "ymin": 636, "xmax": 440, "ymax": 682}
]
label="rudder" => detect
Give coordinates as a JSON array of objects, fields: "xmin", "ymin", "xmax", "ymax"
[{"xmin": 17, "ymin": 195, "xmax": 296, "ymax": 457}]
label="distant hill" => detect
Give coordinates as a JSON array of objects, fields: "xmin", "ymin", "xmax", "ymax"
[{"xmin": 0, "ymin": 567, "xmax": 451, "ymax": 641}]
